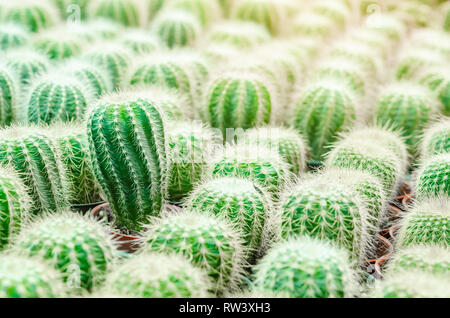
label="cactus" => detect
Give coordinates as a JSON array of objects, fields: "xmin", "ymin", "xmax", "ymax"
[
  {"xmin": 88, "ymin": 0, "xmax": 142, "ymax": 27},
  {"xmin": 21, "ymin": 73, "xmax": 93, "ymax": 125},
  {"xmin": 2, "ymin": 0, "xmax": 59, "ymax": 33},
  {"xmin": 166, "ymin": 120, "xmax": 220, "ymax": 202},
  {"xmin": 63, "ymin": 60, "xmax": 112, "ymax": 98},
  {"xmin": 206, "ymin": 21, "xmax": 271, "ymax": 49},
  {"xmin": 104, "ymin": 252, "xmax": 212, "ymax": 298},
  {"xmin": 0, "ymin": 64, "xmax": 19, "ymax": 126},
  {"xmin": 292, "ymin": 12, "xmax": 335, "ymax": 39},
  {"xmin": 184, "ymin": 177, "xmax": 271, "ymax": 251},
  {"xmin": 208, "ymin": 144, "xmax": 291, "ymax": 196},
  {"xmin": 87, "ymin": 92, "xmax": 168, "ymax": 232},
  {"xmin": 83, "ymin": 18, "xmax": 122, "ymax": 40},
  {"xmin": 0, "ymin": 23, "xmax": 30, "ymax": 51},
  {"xmin": 51, "ymin": 0, "xmax": 89, "ymax": 20},
  {"xmin": 167, "ymin": 0, "xmax": 222, "ymax": 26},
  {"xmin": 0, "ymin": 254, "xmax": 68, "ymax": 298},
  {"xmin": 375, "ymin": 82, "xmax": 439, "ymax": 152},
  {"xmin": 33, "ymin": 35, "xmax": 84, "ymax": 62},
  {"xmin": 16, "ymin": 211, "xmax": 118, "ymax": 292},
  {"xmin": 415, "ymin": 154, "xmax": 450, "ymax": 199},
  {"xmin": 418, "ymin": 67, "xmax": 450, "ymax": 116},
  {"xmin": 119, "ymin": 29, "xmax": 162, "ymax": 55},
  {"xmin": 347, "ymin": 28, "xmax": 394, "ymax": 59},
  {"xmin": 0, "ymin": 126, "xmax": 69, "ymax": 214},
  {"xmin": 204, "ymin": 71, "xmax": 275, "ymax": 138},
  {"xmin": 151, "ymin": 10, "xmax": 201, "ymax": 48},
  {"xmin": 292, "ymin": 79, "xmax": 356, "ymax": 162},
  {"xmin": 397, "ymin": 197, "xmax": 449, "ymax": 247},
  {"xmin": 5, "ymin": 50, "xmax": 50, "ymax": 86},
  {"xmin": 144, "ymin": 210, "xmax": 246, "ymax": 294},
  {"xmin": 148, "ymin": 0, "xmax": 167, "ymax": 20},
  {"xmin": 310, "ymin": 0, "xmax": 350, "ymax": 27},
  {"xmin": 396, "ymin": 48, "xmax": 446, "ymax": 80},
  {"xmin": 252, "ymin": 237, "xmax": 357, "ymax": 298},
  {"xmin": 239, "ymin": 127, "xmax": 308, "ymax": 175},
  {"xmin": 279, "ymin": 176, "xmax": 372, "ymax": 261},
  {"xmin": 389, "ymin": 245, "xmax": 450, "ymax": 276},
  {"xmin": 409, "ymin": 29, "xmax": 450, "ymax": 58},
  {"xmin": 0, "ymin": 166, "xmax": 31, "ymax": 250},
  {"xmin": 44, "ymin": 122, "xmax": 102, "ymax": 205},
  {"xmin": 362, "ymin": 13, "xmax": 406, "ymax": 42},
  {"xmin": 421, "ymin": 118, "xmax": 450, "ymax": 158}
]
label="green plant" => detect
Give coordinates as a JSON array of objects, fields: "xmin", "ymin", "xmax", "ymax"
[
  {"xmin": 82, "ymin": 18, "xmax": 122, "ymax": 40},
  {"xmin": 0, "ymin": 64, "xmax": 19, "ymax": 126},
  {"xmin": 119, "ymin": 29, "xmax": 162, "ymax": 55},
  {"xmin": 362, "ymin": 13, "xmax": 406, "ymax": 42},
  {"xmin": 144, "ymin": 210, "xmax": 245, "ymax": 294},
  {"xmin": 16, "ymin": 211, "xmax": 118, "ymax": 292},
  {"xmin": 310, "ymin": 0, "xmax": 350, "ymax": 27},
  {"xmin": 292, "ymin": 79, "xmax": 356, "ymax": 161},
  {"xmin": 88, "ymin": 0, "xmax": 142, "ymax": 27},
  {"xmin": 292, "ymin": 12, "xmax": 335, "ymax": 39},
  {"xmin": 206, "ymin": 21, "xmax": 271, "ymax": 48},
  {"xmin": 52, "ymin": 0, "xmax": 89, "ymax": 20},
  {"xmin": 5, "ymin": 50, "xmax": 50, "ymax": 86},
  {"xmin": 104, "ymin": 252, "xmax": 212, "ymax": 298},
  {"xmin": 415, "ymin": 153, "xmax": 450, "ymax": 199},
  {"xmin": 0, "ymin": 254, "xmax": 68, "ymax": 298},
  {"xmin": 87, "ymin": 92, "xmax": 168, "ymax": 232},
  {"xmin": 166, "ymin": 120, "xmax": 220, "ymax": 202},
  {"xmin": 184, "ymin": 176, "xmax": 271, "ymax": 251},
  {"xmin": 32, "ymin": 31, "xmax": 84, "ymax": 61},
  {"xmin": 167, "ymin": 0, "xmax": 222, "ymax": 26},
  {"xmin": 63, "ymin": 60, "xmax": 112, "ymax": 98},
  {"xmin": 252, "ymin": 236, "xmax": 357, "ymax": 298},
  {"xmin": 418, "ymin": 67, "xmax": 450, "ymax": 116},
  {"xmin": 396, "ymin": 48, "xmax": 446, "ymax": 80},
  {"xmin": 148, "ymin": 0, "xmax": 167, "ymax": 20},
  {"xmin": 0, "ymin": 126, "xmax": 69, "ymax": 214},
  {"xmin": 0, "ymin": 23, "xmax": 30, "ymax": 51},
  {"xmin": 421, "ymin": 118, "xmax": 450, "ymax": 158},
  {"xmin": 0, "ymin": 166, "xmax": 31, "ymax": 250},
  {"xmin": 396, "ymin": 197, "xmax": 449, "ymax": 247}
]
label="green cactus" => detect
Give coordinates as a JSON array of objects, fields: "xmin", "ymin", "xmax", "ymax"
[
  {"xmin": 421, "ymin": 118, "xmax": 450, "ymax": 158},
  {"xmin": 396, "ymin": 48, "xmax": 446, "ymax": 80},
  {"xmin": 51, "ymin": 0, "xmax": 89, "ymax": 20},
  {"xmin": 119, "ymin": 29, "xmax": 162, "ymax": 55},
  {"xmin": 0, "ymin": 126, "xmax": 70, "ymax": 214},
  {"xmin": 347, "ymin": 28, "xmax": 394, "ymax": 59},
  {"xmin": 410, "ymin": 29, "xmax": 450, "ymax": 58},
  {"xmin": 166, "ymin": 120, "xmax": 220, "ymax": 202},
  {"xmin": 63, "ymin": 60, "xmax": 112, "ymax": 98},
  {"xmin": 44, "ymin": 122, "xmax": 102, "ymax": 205},
  {"xmin": 184, "ymin": 176, "xmax": 271, "ymax": 251},
  {"xmin": 444, "ymin": 2, "xmax": 450, "ymax": 32},
  {"xmin": 0, "ymin": 23, "xmax": 30, "ymax": 51},
  {"xmin": 292, "ymin": 79, "xmax": 356, "ymax": 161},
  {"xmin": 5, "ymin": 50, "xmax": 50, "ymax": 86},
  {"xmin": 208, "ymin": 144, "xmax": 291, "ymax": 196},
  {"xmin": 144, "ymin": 210, "xmax": 246, "ymax": 294},
  {"xmin": 362, "ymin": 13, "xmax": 406, "ymax": 42},
  {"xmin": 415, "ymin": 153, "xmax": 450, "ymax": 199},
  {"xmin": 396, "ymin": 198, "xmax": 449, "ymax": 247},
  {"xmin": 310, "ymin": 0, "xmax": 350, "ymax": 28},
  {"xmin": 419, "ymin": 67, "xmax": 450, "ymax": 116},
  {"xmin": 292, "ymin": 12, "xmax": 335, "ymax": 39},
  {"xmin": 0, "ymin": 64, "xmax": 18, "ymax": 126},
  {"xmin": 82, "ymin": 18, "xmax": 122, "ymax": 40},
  {"xmin": 239, "ymin": 127, "xmax": 308, "ymax": 175},
  {"xmin": 279, "ymin": 175, "xmax": 372, "ymax": 261},
  {"xmin": 148, "ymin": 0, "xmax": 167, "ymax": 20},
  {"xmin": 0, "ymin": 166, "xmax": 31, "ymax": 250},
  {"xmin": 375, "ymin": 82, "xmax": 439, "ymax": 152},
  {"xmin": 32, "ymin": 31, "xmax": 84, "ymax": 61},
  {"xmin": 88, "ymin": 0, "xmax": 142, "ymax": 27},
  {"xmin": 2, "ymin": 0, "xmax": 59, "ymax": 33},
  {"xmin": 21, "ymin": 73, "xmax": 93, "ymax": 125},
  {"xmin": 206, "ymin": 21, "xmax": 271, "ymax": 49},
  {"xmin": 167, "ymin": 0, "xmax": 222, "ymax": 26},
  {"xmin": 204, "ymin": 71, "xmax": 275, "ymax": 138},
  {"xmin": 252, "ymin": 237, "xmax": 357, "ymax": 298},
  {"xmin": 151, "ymin": 10, "xmax": 202, "ymax": 48},
  {"xmin": 104, "ymin": 252, "xmax": 212, "ymax": 298},
  {"xmin": 87, "ymin": 92, "xmax": 168, "ymax": 232},
  {"xmin": 0, "ymin": 254, "xmax": 68, "ymax": 298},
  {"xmin": 16, "ymin": 211, "xmax": 118, "ymax": 292}
]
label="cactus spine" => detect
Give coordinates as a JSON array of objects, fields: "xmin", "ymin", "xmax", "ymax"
[
  {"xmin": 421, "ymin": 119, "xmax": 450, "ymax": 158},
  {"xmin": 104, "ymin": 252, "xmax": 212, "ymax": 298},
  {"xmin": 87, "ymin": 92, "xmax": 168, "ymax": 232},
  {"xmin": 5, "ymin": 50, "xmax": 50, "ymax": 86},
  {"xmin": 0, "ymin": 64, "xmax": 18, "ymax": 126},
  {"xmin": 0, "ymin": 23, "xmax": 30, "ymax": 51},
  {"xmin": 89, "ymin": 0, "xmax": 142, "ymax": 27},
  {"xmin": 415, "ymin": 154, "xmax": 450, "ymax": 199}
]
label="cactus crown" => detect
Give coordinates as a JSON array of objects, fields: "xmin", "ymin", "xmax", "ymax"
[
  {"xmin": 310, "ymin": 0, "xmax": 350, "ymax": 27},
  {"xmin": 421, "ymin": 118, "xmax": 450, "ymax": 158},
  {"xmin": 5, "ymin": 49, "xmax": 50, "ymax": 86},
  {"xmin": 206, "ymin": 21, "xmax": 271, "ymax": 48},
  {"xmin": 119, "ymin": 29, "xmax": 162, "ymax": 55},
  {"xmin": 362, "ymin": 13, "xmax": 406, "ymax": 41},
  {"xmin": 396, "ymin": 47, "xmax": 446, "ymax": 80},
  {"xmin": 167, "ymin": 0, "xmax": 222, "ymax": 26},
  {"xmin": 415, "ymin": 153, "xmax": 450, "ymax": 199},
  {"xmin": 0, "ymin": 22, "xmax": 30, "ymax": 50},
  {"xmin": 32, "ymin": 30, "xmax": 85, "ymax": 61},
  {"xmin": 88, "ymin": 0, "xmax": 143, "ymax": 27},
  {"xmin": 418, "ymin": 66, "xmax": 450, "ymax": 116},
  {"xmin": 292, "ymin": 11, "xmax": 335, "ymax": 39}
]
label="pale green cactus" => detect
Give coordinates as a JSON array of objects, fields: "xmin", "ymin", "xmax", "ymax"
[
  {"xmin": 292, "ymin": 11, "xmax": 335, "ymax": 39},
  {"xmin": 362, "ymin": 13, "xmax": 406, "ymax": 42},
  {"xmin": 82, "ymin": 18, "xmax": 122, "ymax": 40},
  {"xmin": 206, "ymin": 21, "xmax": 271, "ymax": 48},
  {"xmin": 119, "ymin": 29, "xmax": 162, "ymax": 55},
  {"xmin": 5, "ymin": 50, "xmax": 50, "ymax": 86},
  {"xmin": 147, "ymin": 0, "xmax": 167, "ymax": 20},
  {"xmin": 0, "ymin": 23, "xmax": 30, "ymax": 51},
  {"xmin": 88, "ymin": 0, "xmax": 142, "ymax": 27},
  {"xmin": 32, "ymin": 31, "xmax": 85, "ymax": 61},
  {"xmin": 310, "ymin": 0, "xmax": 351, "ymax": 28},
  {"xmin": 418, "ymin": 67, "xmax": 450, "ymax": 116},
  {"xmin": 396, "ymin": 48, "xmax": 446, "ymax": 80},
  {"xmin": 167, "ymin": 0, "xmax": 222, "ymax": 26},
  {"xmin": 0, "ymin": 64, "xmax": 19, "ymax": 126},
  {"xmin": 415, "ymin": 153, "xmax": 450, "ymax": 199},
  {"xmin": 52, "ymin": 0, "xmax": 89, "ymax": 20},
  {"xmin": 421, "ymin": 118, "xmax": 450, "ymax": 158}
]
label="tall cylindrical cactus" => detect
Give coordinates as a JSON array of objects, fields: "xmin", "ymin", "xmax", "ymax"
[
  {"xmin": 0, "ymin": 64, "xmax": 19, "ymax": 126},
  {"xmin": 87, "ymin": 92, "xmax": 168, "ymax": 232},
  {"xmin": 421, "ymin": 119, "xmax": 450, "ymax": 158},
  {"xmin": 415, "ymin": 153, "xmax": 450, "ymax": 199},
  {"xmin": 0, "ymin": 23, "xmax": 30, "ymax": 51},
  {"xmin": 88, "ymin": 0, "xmax": 142, "ymax": 27}
]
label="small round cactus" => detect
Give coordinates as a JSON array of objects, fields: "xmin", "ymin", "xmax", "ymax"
[
  {"xmin": 104, "ymin": 252, "xmax": 212, "ymax": 298},
  {"xmin": 415, "ymin": 153, "xmax": 450, "ymax": 199},
  {"xmin": 396, "ymin": 48, "xmax": 446, "ymax": 81},
  {"xmin": 239, "ymin": 127, "xmax": 308, "ymax": 175},
  {"xmin": 362, "ymin": 13, "xmax": 406, "ymax": 42},
  {"xmin": 151, "ymin": 10, "xmax": 202, "ymax": 48},
  {"xmin": 279, "ymin": 176, "xmax": 372, "ymax": 261},
  {"xmin": 167, "ymin": 0, "xmax": 222, "ymax": 26},
  {"xmin": 0, "ymin": 254, "xmax": 68, "ymax": 298},
  {"xmin": 204, "ymin": 71, "xmax": 275, "ymax": 138},
  {"xmin": 252, "ymin": 237, "xmax": 358, "ymax": 298},
  {"xmin": 292, "ymin": 79, "xmax": 356, "ymax": 161},
  {"xmin": 375, "ymin": 82, "xmax": 439, "ymax": 152},
  {"xmin": 310, "ymin": 0, "xmax": 350, "ymax": 28},
  {"xmin": 206, "ymin": 21, "xmax": 271, "ymax": 49},
  {"xmin": 0, "ymin": 23, "xmax": 30, "ymax": 51},
  {"xmin": 0, "ymin": 64, "xmax": 19, "ymax": 126},
  {"xmin": 0, "ymin": 126, "xmax": 69, "ymax": 214},
  {"xmin": 51, "ymin": 0, "xmax": 89, "ymax": 20},
  {"xmin": 292, "ymin": 12, "xmax": 335, "ymax": 39},
  {"xmin": 82, "ymin": 18, "xmax": 122, "ymax": 40},
  {"xmin": 396, "ymin": 198, "xmax": 449, "ymax": 248},
  {"xmin": 88, "ymin": 0, "xmax": 142, "ymax": 27},
  {"xmin": 418, "ymin": 67, "xmax": 450, "ymax": 116},
  {"xmin": 119, "ymin": 29, "xmax": 162, "ymax": 55},
  {"xmin": 16, "ymin": 211, "xmax": 118, "ymax": 292},
  {"xmin": 184, "ymin": 177, "xmax": 271, "ymax": 251},
  {"xmin": 0, "ymin": 166, "xmax": 31, "ymax": 250},
  {"xmin": 144, "ymin": 210, "xmax": 246, "ymax": 294},
  {"xmin": 63, "ymin": 60, "xmax": 112, "ymax": 98},
  {"xmin": 166, "ymin": 120, "xmax": 220, "ymax": 202},
  {"xmin": 147, "ymin": 0, "xmax": 167, "ymax": 20},
  {"xmin": 5, "ymin": 50, "xmax": 50, "ymax": 86},
  {"xmin": 32, "ymin": 31, "xmax": 84, "ymax": 61},
  {"xmin": 421, "ymin": 118, "xmax": 450, "ymax": 158}
]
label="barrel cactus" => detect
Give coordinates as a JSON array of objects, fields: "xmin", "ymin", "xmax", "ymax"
[
  {"xmin": 397, "ymin": 198, "xmax": 449, "ymax": 248},
  {"xmin": 0, "ymin": 64, "xmax": 19, "ymax": 126},
  {"xmin": 0, "ymin": 254, "xmax": 68, "ymax": 298},
  {"xmin": 421, "ymin": 118, "xmax": 450, "ymax": 158},
  {"xmin": 252, "ymin": 237, "xmax": 358, "ymax": 298},
  {"xmin": 15, "ymin": 211, "xmax": 118, "ymax": 292},
  {"xmin": 292, "ymin": 79, "xmax": 356, "ymax": 161},
  {"xmin": 0, "ymin": 126, "xmax": 69, "ymax": 214},
  {"xmin": 82, "ymin": 18, "xmax": 122, "ymax": 40},
  {"xmin": 0, "ymin": 23, "xmax": 30, "ymax": 51},
  {"xmin": 148, "ymin": 0, "xmax": 167, "ymax": 20},
  {"xmin": 415, "ymin": 153, "xmax": 450, "ymax": 199},
  {"xmin": 144, "ymin": 210, "xmax": 246, "ymax": 294},
  {"xmin": 362, "ymin": 12, "xmax": 406, "ymax": 42},
  {"xmin": 87, "ymin": 92, "xmax": 168, "ymax": 232},
  {"xmin": 88, "ymin": 0, "xmax": 142, "ymax": 27},
  {"xmin": 167, "ymin": 0, "xmax": 222, "ymax": 26},
  {"xmin": 63, "ymin": 60, "xmax": 112, "ymax": 98},
  {"xmin": 292, "ymin": 12, "xmax": 335, "ymax": 39},
  {"xmin": 104, "ymin": 252, "xmax": 212, "ymax": 298},
  {"xmin": 310, "ymin": 0, "xmax": 350, "ymax": 28},
  {"xmin": 119, "ymin": 30, "xmax": 162, "ymax": 55},
  {"xmin": 32, "ymin": 31, "xmax": 84, "ymax": 61},
  {"xmin": 5, "ymin": 50, "xmax": 50, "ymax": 86},
  {"xmin": 418, "ymin": 67, "xmax": 450, "ymax": 116},
  {"xmin": 396, "ymin": 48, "xmax": 446, "ymax": 80},
  {"xmin": 0, "ymin": 166, "xmax": 31, "ymax": 250},
  {"xmin": 206, "ymin": 21, "xmax": 271, "ymax": 49}
]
